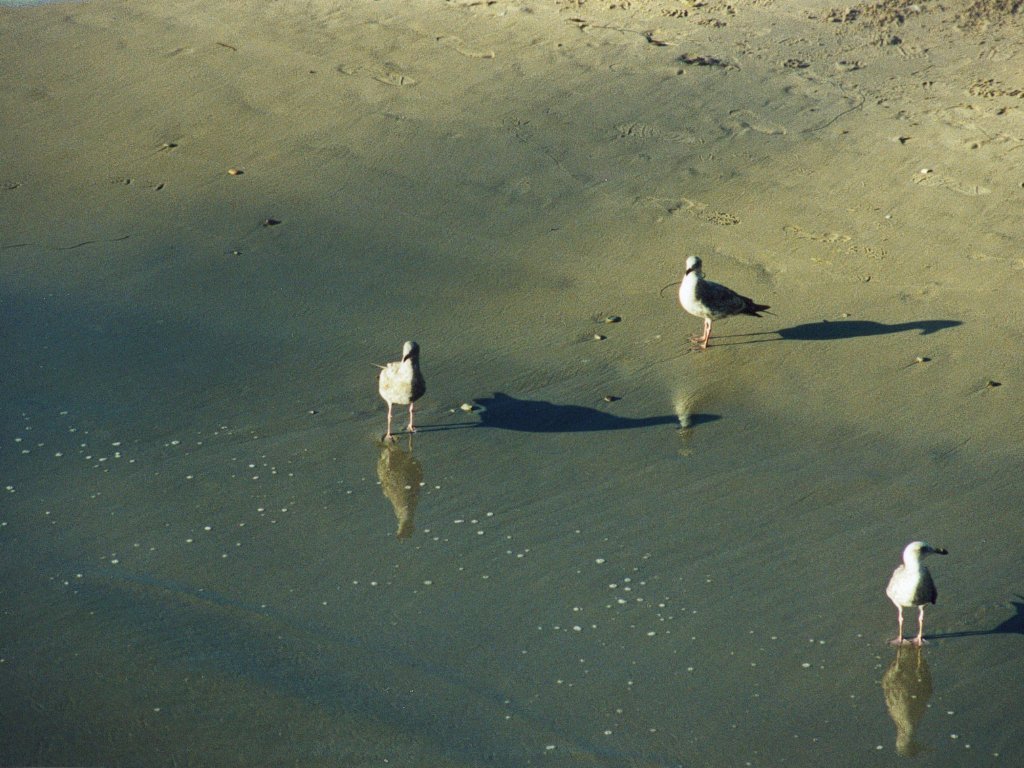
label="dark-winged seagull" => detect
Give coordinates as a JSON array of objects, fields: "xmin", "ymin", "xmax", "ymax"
[
  {"xmin": 886, "ymin": 541, "xmax": 948, "ymax": 646},
  {"xmin": 679, "ymin": 256, "xmax": 770, "ymax": 349},
  {"xmin": 377, "ymin": 341, "xmax": 426, "ymax": 440}
]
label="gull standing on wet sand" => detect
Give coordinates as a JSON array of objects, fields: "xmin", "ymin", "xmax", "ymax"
[
  {"xmin": 886, "ymin": 541, "xmax": 948, "ymax": 646},
  {"xmin": 679, "ymin": 256, "xmax": 770, "ymax": 349},
  {"xmin": 377, "ymin": 341, "xmax": 426, "ymax": 440}
]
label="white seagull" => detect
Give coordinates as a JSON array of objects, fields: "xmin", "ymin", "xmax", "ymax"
[
  {"xmin": 679, "ymin": 256, "xmax": 770, "ymax": 349},
  {"xmin": 886, "ymin": 541, "xmax": 948, "ymax": 646},
  {"xmin": 377, "ymin": 341, "xmax": 426, "ymax": 440}
]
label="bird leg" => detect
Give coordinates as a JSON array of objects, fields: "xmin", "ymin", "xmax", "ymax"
[
  {"xmin": 914, "ymin": 605, "xmax": 927, "ymax": 646},
  {"xmin": 890, "ymin": 606, "xmax": 907, "ymax": 646},
  {"xmin": 407, "ymin": 402, "xmax": 417, "ymax": 433},
  {"xmin": 384, "ymin": 403, "xmax": 395, "ymax": 441},
  {"xmin": 690, "ymin": 318, "xmax": 713, "ymax": 350}
]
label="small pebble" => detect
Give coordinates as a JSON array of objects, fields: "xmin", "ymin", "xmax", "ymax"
[
  {"xmin": 460, "ymin": 402, "xmax": 476, "ymax": 412},
  {"xmin": 603, "ymin": 395, "xmax": 620, "ymax": 403},
  {"xmin": 593, "ymin": 334, "xmax": 607, "ymax": 341},
  {"xmin": 985, "ymin": 380, "xmax": 1001, "ymax": 388},
  {"xmin": 602, "ymin": 315, "xmax": 622, "ymax": 324},
  {"xmin": 227, "ymin": 168, "xmax": 243, "ymax": 176}
]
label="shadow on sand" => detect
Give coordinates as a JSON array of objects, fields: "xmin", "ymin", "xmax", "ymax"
[
  {"xmin": 473, "ymin": 392, "xmax": 690, "ymax": 433},
  {"xmin": 718, "ymin": 319, "xmax": 962, "ymax": 345},
  {"xmin": 929, "ymin": 596, "xmax": 1024, "ymax": 641},
  {"xmin": 415, "ymin": 392, "xmax": 719, "ymax": 434}
]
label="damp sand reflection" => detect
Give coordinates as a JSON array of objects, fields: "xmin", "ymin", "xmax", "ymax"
[
  {"xmin": 882, "ymin": 645, "xmax": 934, "ymax": 757},
  {"xmin": 376, "ymin": 437, "xmax": 423, "ymax": 539}
]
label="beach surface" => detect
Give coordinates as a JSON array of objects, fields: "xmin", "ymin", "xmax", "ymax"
[{"xmin": 2, "ymin": 0, "xmax": 1023, "ymax": 765}]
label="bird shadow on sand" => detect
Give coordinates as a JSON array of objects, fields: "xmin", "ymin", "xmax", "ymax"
[
  {"xmin": 416, "ymin": 392, "xmax": 718, "ymax": 434},
  {"xmin": 927, "ymin": 596, "xmax": 1024, "ymax": 641},
  {"xmin": 714, "ymin": 319, "xmax": 962, "ymax": 345}
]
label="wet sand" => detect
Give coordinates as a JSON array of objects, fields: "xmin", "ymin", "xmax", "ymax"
[{"xmin": 2, "ymin": 0, "xmax": 1024, "ymax": 765}]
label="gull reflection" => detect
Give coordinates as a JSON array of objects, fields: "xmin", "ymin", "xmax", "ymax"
[
  {"xmin": 672, "ymin": 389, "xmax": 720, "ymax": 431},
  {"xmin": 376, "ymin": 438, "xmax": 423, "ymax": 539},
  {"xmin": 882, "ymin": 645, "xmax": 933, "ymax": 757}
]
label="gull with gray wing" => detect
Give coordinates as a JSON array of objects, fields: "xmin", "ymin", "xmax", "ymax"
[
  {"xmin": 886, "ymin": 541, "xmax": 948, "ymax": 646},
  {"xmin": 377, "ymin": 341, "xmax": 426, "ymax": 440},
  {"xmin": 679, "ymin": 256, "xmax": 770, "ymax": 349}
]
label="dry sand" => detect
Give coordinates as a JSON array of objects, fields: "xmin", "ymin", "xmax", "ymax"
[{"xmin": 2, "ymin": 0, "xmax": 1024, "ymax": 765}]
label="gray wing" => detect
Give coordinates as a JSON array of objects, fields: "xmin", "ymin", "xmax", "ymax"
[
  {"xmin": 696, "ymin": 278, "xmax": 750, "ymax": 318},
  {"xmin": 913, "ymin": 568, "xmax": 938, "ymax": 605},
  {"xmin": 410, "ymin": 368, "xmax": 426, "ymax": 402}
]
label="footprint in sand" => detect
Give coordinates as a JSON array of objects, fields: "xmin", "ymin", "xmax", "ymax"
[
  {"xmin": 783, "ymin": 225, "xmax": 887, "ymax": 270},
  {"xmin": 701, "ymin": 210, "xmax": 741, "ymax": 225},
  {"xmin": 335, "ymin": 63, "xmax": 417, "ymax": 86},
  {"xmin": 501, "ymin": 177, "xmax": 533, "ymax": 199},
  {"xmin": 782, "ymin": 224, "xmax": 851, "ymax": 244},
  {"xmin": 968, "ymin": 252, "xmax": 1024, "ymax": 269},
  {"xmin": 725, "ymin": 109, "xmax": 787, "ymax": 136},
  {"xmin": 372, "ymin": 69, "xmax": 417, "ymax": 87},
  {"xmin": 435, "ymin": 35, "xmax": 495, "ymax": 59},
  {"xmin": 912, "ymin": 172, "xmax": 991, "ymax": 196},
  {"xmin": 847, "ymin": 244, "xmax": 888, "ymax": 261},
  {"xmin": 670, "ymin": 197, "xmax": 741, "ymax": 226},
  {"xmin": 615, "ymin": 122, "xmax": 659, "ymax": 140},
  {"xmin": 968, "ymin": 79, "xmax": 1024, "ymax": 99}
]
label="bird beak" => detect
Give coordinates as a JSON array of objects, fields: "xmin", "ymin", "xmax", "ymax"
[
  {"xmin": 933, "ymin": 547, "xmax": 949, "ymax": 555},
  {"xmin": 684, "ymin": 266, "xmax": 695, "ymax": 276}
]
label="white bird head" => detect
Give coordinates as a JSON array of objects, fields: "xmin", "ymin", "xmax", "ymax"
[
  {"xmin": 902, "ymin": 541, "xmax": 949, "ymax": 563},
  {"xmin": 684, "ymin": 256, "xmax": 703, "ymax": 276},
  {"xmin": 402, "ymin": 341, "xmax": 420, "ymax": 361}
]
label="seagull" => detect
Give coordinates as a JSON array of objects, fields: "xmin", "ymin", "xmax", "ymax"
[
  {"xmin": 886, "ymin": 541, "xmax": 948, "ymax": 646},
  {"xmin": 679, "ymin": 256, "xmax": 770, "ymax": 349},
  {"xmin": 377, "ymin": 341, "xmax": 426, "ymax": 440}
]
